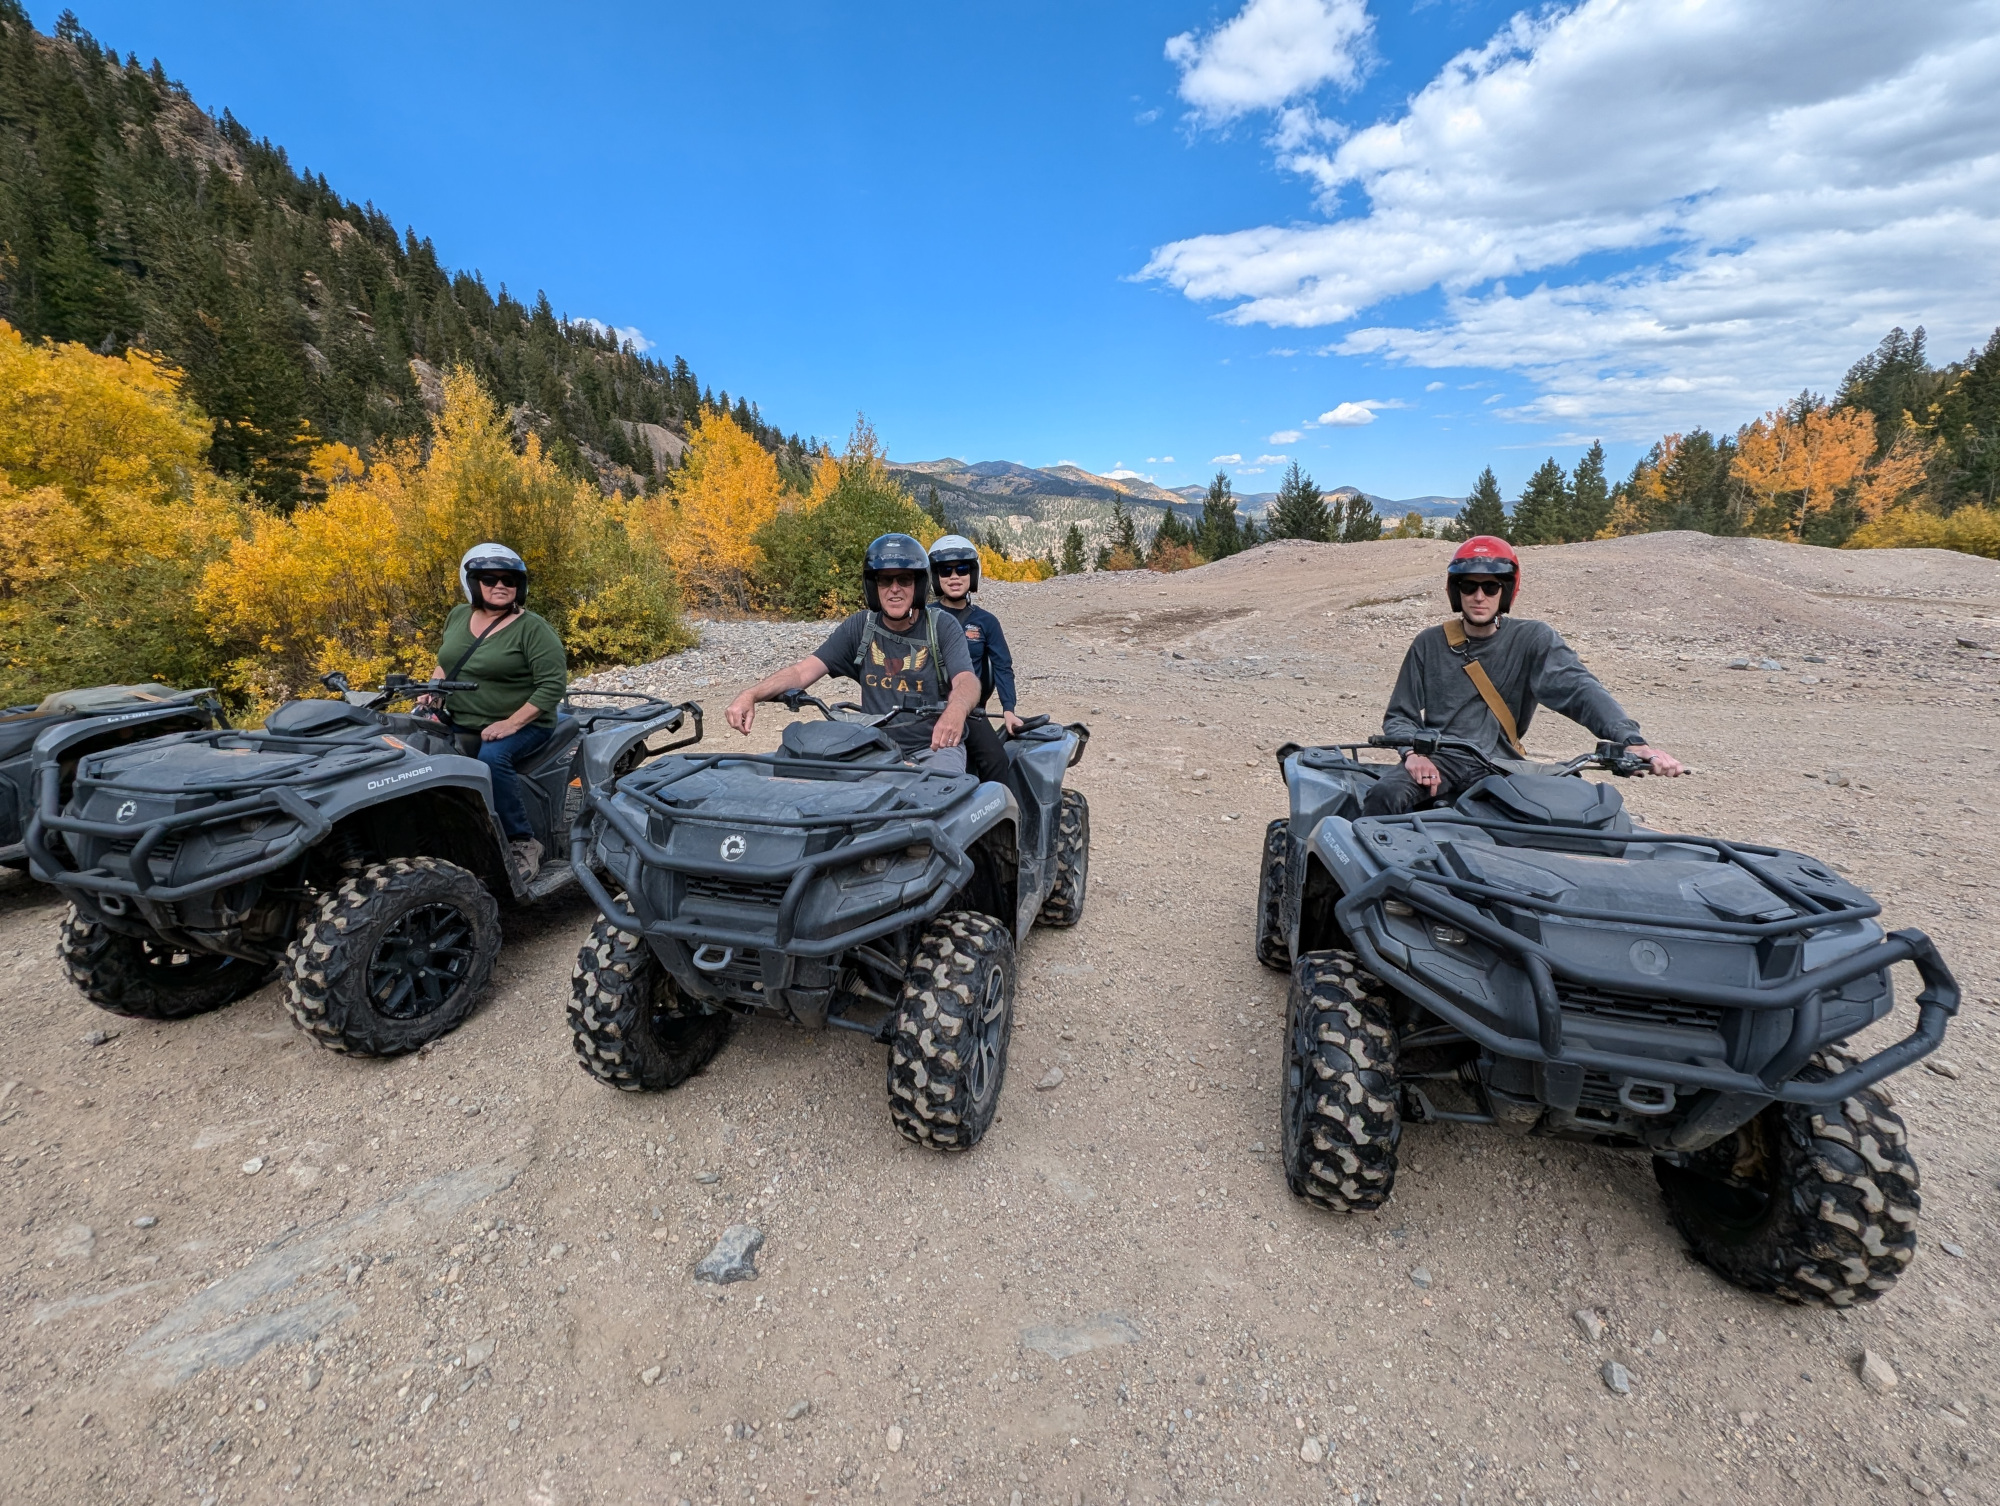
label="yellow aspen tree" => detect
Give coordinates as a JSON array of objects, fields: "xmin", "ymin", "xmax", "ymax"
[{"xmin": 647, "ymin": 409, "xmax": 784, "ymax": 611}]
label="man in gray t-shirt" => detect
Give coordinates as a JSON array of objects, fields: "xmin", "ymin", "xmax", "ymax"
[
  {"xmin": 725, "ymin": 534, "xmax": 983, "ymax": 773},
  {"xmin": 1360, "ymin": 536, "xmax": 1683, "ymax": 816}
]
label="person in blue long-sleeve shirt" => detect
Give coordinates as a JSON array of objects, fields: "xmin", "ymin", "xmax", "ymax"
[{"xmin": 927, "ymin": 535, "xmax": 1022, "ymax": 735}]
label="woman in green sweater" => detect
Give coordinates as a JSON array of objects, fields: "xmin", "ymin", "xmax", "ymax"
[{"xmin": 428, "ymin": 543, "xmax": 568, "ymax": 878}]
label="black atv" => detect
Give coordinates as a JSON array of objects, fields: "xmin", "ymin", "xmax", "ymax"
[
  {"xmin": 0, "ymin": 685, "xmax": 226, "ymax": 872},
  {"xmin": 1256, "ymin": 732, "xmax": 1959, "ymax": 1306},
  {"xmin": 28, "ymin": 673, "xmax": 700, "ymax": 1055},
  {"xmin": 568, "ymin": 692, "xmax": 1090, "ymax": 1150}
]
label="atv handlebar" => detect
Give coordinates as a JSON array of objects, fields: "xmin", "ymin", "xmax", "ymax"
[{"xmin": 1366, "ymin": 733, "xmax": 1659, "ymax": 778}]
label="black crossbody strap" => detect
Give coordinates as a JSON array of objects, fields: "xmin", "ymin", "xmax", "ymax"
[{"xmin": 448, "ymin": 608, "xmax": 517, "ymax": 682}]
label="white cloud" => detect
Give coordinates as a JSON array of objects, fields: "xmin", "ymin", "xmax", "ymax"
[
  {"xmin": 1105, "ymin": 468, "xmax": 1150, "ymax": 480},
  {"xmin": 1256, "ymin": 454, "xmax": 1292, "ymax": 465},
  {"xmin": 1425, "ymin": 381, "xmax": 1446, "ymax": 392},
  {"xmin": 1268, "ymin": 428, "xmax": 1302, "ymax": 443},
  {"xmin": 1318, "ymin": 401, "xmax": 1381, "ymax": 425},
  {"xmin": 1144, "ymin": 0, "xmax": 2000, "ymax": 435},
  {"xmin": 1237, "ymin": 466, "xmax": 1268, "ymax": 475},
  {"xmin": 1211, "ymin": 453, "xmax": 1244, "ymax": 464},
  {"xmin": 1146, "ymin": 455, "xmax": 1177, "ymax": 463},
  {"xmin": 1165, "ymin": 0, "xmax": 1373, "ymax": 123},
  {"xmin": 573, "ymin": 317, "xmax": 653, "ymax": 352}
]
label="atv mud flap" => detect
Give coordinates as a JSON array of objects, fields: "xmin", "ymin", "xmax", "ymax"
[{"xmin": 1333, "ymin": 866, "xmax": 1959, "ymax": 1107}]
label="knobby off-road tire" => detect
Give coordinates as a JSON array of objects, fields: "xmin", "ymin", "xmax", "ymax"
[
  {"xmin": 1255, "ymin": 818, "xmax": 1291, "ymax": 970},
  {"xmin": 888, "ymin": 910, "xmax": 1016, "ymax": 1151},
  {"xmin": 59, "ymin": 905, "xmax": 272, "ymax": 1020},
  {"xmin": 1036, "ymin": 789, "xmax": 1090, "ymax": 928},
  {"xmin": 284, "ymin": 857, "xmax": 500, "ymax": 1056},
  {"xmin": 1654, "ymin": 1052, "xmax": 1920, "ymax": 1306},
  {"xmin": 569, "ymin": 911, "xmax": 732, "ymax": 1090},
  {"xmin": 1282, "ymin": 948, "xmax": 1400, "ymax": 1212}
]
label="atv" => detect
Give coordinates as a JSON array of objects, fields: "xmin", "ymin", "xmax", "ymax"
[
  {"xmin": 0, "ymin": 685, "xmax": 226, "ymax": 871},
  {"xmin": 568, "ymin": 692, "xmax": 1090, "ymax": 1150},
  {"xmin": 1256, "ymin": 732, "xmax": 1959, "ymax": 1306},
  {"xmin": 28, "ymin": 673, "xmax": 700, "ymax": 1055}
]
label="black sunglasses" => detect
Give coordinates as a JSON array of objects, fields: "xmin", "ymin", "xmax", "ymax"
[
  {"xmin": 1459, "ymin": 578, "xmax": 1505, "ymax": 597},
  {"xmin": 875, "ymin": 572, "xmax": 920, "ymax": 588},
  {"xmin": 472, "ymin": 572, "xmax": 519, "ymax": 587},
  {"xmin": 936, "ymin": 562, "xmax": 975, "ymax": 577}
]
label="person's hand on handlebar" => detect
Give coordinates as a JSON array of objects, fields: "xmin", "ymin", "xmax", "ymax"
[
  {"xmin": 1403, "ymin": 752, "xmax": 1442, "ymax": 794},
  {"xmin": 726, "ymin": 655, "xmax": 833, "ymax": 737},
  {"xmin": 1002, "ymin": 709, "xmax": 1025, "ymax": 736},
  {"xmin": 1627, "ymin": 744, "xmax": 1684, "ymax": 777}
]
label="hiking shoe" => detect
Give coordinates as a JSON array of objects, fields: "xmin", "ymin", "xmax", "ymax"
[{"xmin": 509, "ymin": 838, "xmax": 543, "ymax": 881}]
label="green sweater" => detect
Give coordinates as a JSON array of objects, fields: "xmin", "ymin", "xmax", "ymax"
[{"xmin": 436, "ymin": 605, "xmax": 567, "ymax": 730}]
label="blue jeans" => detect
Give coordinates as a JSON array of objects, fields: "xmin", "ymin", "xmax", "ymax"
[{"xmin": 477, "ymin": 724, "xmax": 552, "ymax": 840}]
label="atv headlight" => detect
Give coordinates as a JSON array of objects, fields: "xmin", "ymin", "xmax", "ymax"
[{"xmin": 1429, "ymin": 923, "xmax": 1468, "ymax": 947}]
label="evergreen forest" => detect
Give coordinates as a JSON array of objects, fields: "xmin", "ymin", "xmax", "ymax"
[{"xmin": 0, "ymin": 3, "xmax": 807, "ymax": 508}]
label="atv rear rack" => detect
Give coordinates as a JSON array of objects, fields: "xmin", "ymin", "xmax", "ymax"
[
  {"xmin": 1333, "ymin": 832, "xmax": 1959, "ymax": 1106},
  {"xmin": 573, "ymin": 753, "xmax": 980, "ymax": 957}
]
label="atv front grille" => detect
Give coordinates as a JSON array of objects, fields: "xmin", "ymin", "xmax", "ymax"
[
  {"xmin": 1577, "ymin": 1071, "xmax": 1625, "ymax": 1115},
  {"xmin": 683, "ymin": 873, "xmax": 790, "ymax": 909},
  {"xmin": 1560, "ymin": 986, "xmax": 1722, "ymax": 1034}
]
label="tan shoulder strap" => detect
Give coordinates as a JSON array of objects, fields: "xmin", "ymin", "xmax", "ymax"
[{"xmin": 1440, "ymin": 617, "xmax": 1526, "ymax": 757}]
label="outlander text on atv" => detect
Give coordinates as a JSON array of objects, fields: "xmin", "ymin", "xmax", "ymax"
[
  {"xmin": 1257, "ymin": 732, "xmax": 1959, "ymax": 1306},
  {"xmin": 568, "ymin": 692, "xmax": 1089, "ymax": 1150},
  {"xmin": 28, "ymin": 674, "xmax": 700, "ymax": 1054}
]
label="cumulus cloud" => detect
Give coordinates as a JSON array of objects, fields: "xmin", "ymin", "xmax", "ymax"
[
  {"xmin": 574, "ymin": 317, "xmax": 653, "ymax": 352},
  {"xmin": 1166, "ymin": 0, "xmax": 1373, "ymax": 123},
  {"xmin": 1211, "ymin": 453, "xmax": 1244, "ymax": 464},
  {"xmin": 1318, "ymin": 401, "xmax": 1382, "ymax": 425},
  {"xmin": 1146, "ymin": 455, "xmax": 1177, "ymax": 463},
  {"xmin": 1424, "ymin": 381, "xmax": 1446, "ymax": 392},
  {"xmin": 1144, "ymin": 0, "xmax": 2000, "ymax": 434},
  {"xmin": 1268, "ymin": 428, "xmax": 1302, "ymax": 443}
]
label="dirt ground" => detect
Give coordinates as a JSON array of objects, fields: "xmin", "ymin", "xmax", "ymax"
[{"xmin": 3, "ymin": 531, "xmax": 1998, "ymax": 1506}]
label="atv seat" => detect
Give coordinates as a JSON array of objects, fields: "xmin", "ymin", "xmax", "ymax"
[
  {"xmin": 777, "ymin": 720, "xmax": 900, "ymax": 764},
  {"xmin": 263, "ymin": 699, "xmax": 382, "ymax": 737}
]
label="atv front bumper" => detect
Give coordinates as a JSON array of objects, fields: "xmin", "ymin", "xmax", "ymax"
[{"xmin": 1323, "ymin": 825, "xmax": 1960, "ymax": 1110}]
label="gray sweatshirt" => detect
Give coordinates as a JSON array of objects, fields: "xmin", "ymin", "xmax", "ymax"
[{"xmin": 1381, "ymin": 617, "xmax": 1643, "ymax": 759}]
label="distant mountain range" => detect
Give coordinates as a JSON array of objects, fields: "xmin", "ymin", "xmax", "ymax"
[{"xmin": 888, "ymin": 459, "xmax": 1461, "ymax": 555}]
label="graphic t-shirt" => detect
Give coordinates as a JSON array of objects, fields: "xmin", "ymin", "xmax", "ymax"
[{"xmin": 813, "ymin": 608, "xmax": 974, "ymax": 753}]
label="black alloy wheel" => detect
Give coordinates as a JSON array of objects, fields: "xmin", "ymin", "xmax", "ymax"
[{"xmin": 367, "ymin": 902, "xmax": 478, "ymax": 1021}]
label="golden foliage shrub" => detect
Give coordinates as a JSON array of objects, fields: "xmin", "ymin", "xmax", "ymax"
[
  {"xmin": 1731, "ymin": 405, "xmax": 1874, "ymax": 538},
  {"xmin": 1144, "ymin": 541, "xmax": 1204, "ymax": 573},
  {"xmin": 1846, "ymin": 505, "xmax": 2000, "ymax": 559},
  {"xmin": 0, "ymin": 322, "xmax": 244, "ymax": 702},
  {"xmin": 201, "ymin": 367, "xmax": 689, "ymax": 706},
  {"xmin": 979, "ymin": 544, "xmax": 1052, "ymax": 582}
]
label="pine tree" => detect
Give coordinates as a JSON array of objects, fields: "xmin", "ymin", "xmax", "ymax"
[
  {"xmin": 1338, "ymin": 492, "xmax": 1379, "ymax": 543},
  {"xmin": 1197, "ymin": 471, "xmax": 1242, "ymax": 559},
  {"xmin": 1838, "ymin": 326, "xmax": 1940, "ymax": 456},
  {"xmin": 1448, "ymin": 467, "xmax": 1509, "ymax": 541},
  {"xmin": 1239, "ymin": 512, "xmax": 1261, "ymax": 548},
  {"xmin": 1060, "ymin": 524, "xmax": 1086, "ymax": 575},
  {"xmin": 1509, "ymin": 458, "xmax": 1571, "ymax": 546},
  {"xmin": 1568, "ymin": 441, "xmax": 1610, "ymax": 541},
  {"xmin": 1266, "ymin": 461, "xmax": 1330, "ymax": 541},
  {"xmin": 1110, "ymin": 497, "xmax": 1137, "ymax": 555},
  {"xmin": 1934, "ymin": 327, "xmax": 2000, "ymax": 508},
  {"xmin": 922, "ymin": 484, "xmax": 947, "ymax": 529}
]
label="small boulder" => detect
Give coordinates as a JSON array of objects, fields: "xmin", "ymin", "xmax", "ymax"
[
  {"xmin": 1573, "ymin": 1309, "xmax": 1606, "ymax": 1343},
  {"xmin": 1299, "ymin": 1436, "xmax": 1325, "ymax": 1464},
  {"xmin": 1601, "ymin": 1361, "xmax": 1631, "ymax": 1396},
  {"xmin": 1859, "ymin": 1349, "xmax": 1898, "ymax": 1394},
  {"xmin": 695, "ymin": 1224, "xmax": 765, "ymax": 1284},
  {"xmin": 1035, "ymin": 1066, "xmax": 1065, "ymax": 1091}
]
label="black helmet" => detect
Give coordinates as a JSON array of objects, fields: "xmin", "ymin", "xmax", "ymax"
[
  {"xmin": 863, "ymin": 533, "xmax": 931, "ymax": 613},
  {"xmin": 927, "ymin": 533, "xmax": 981, "ymax": 594},
  {"xmin": 460, "ymin": 542, "xmax": 528, "ymax": 609}
]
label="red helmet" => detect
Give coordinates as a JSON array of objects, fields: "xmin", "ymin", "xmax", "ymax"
[{"xmin": 1446, "ymin": 535, "xmax": 1520, "ymax": 613}]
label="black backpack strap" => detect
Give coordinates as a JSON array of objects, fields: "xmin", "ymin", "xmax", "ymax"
[{"xmin": 447, "ymin": 608, "xmax": 517, "ymax": 681}]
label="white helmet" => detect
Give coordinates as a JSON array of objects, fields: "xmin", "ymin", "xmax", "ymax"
[
  {"xmin": 460, "ymin": 542, "xmax": 528, "ymax": 608},
  {"xmin": 927, "ymin": 534, "xmax": 981, "ymax": 593}
]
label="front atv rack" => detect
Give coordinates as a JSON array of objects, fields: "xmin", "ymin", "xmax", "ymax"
[
  {"xmin": 1334, "ymin": 807, "xmax": 1960, "ymax": 1108},
  {"xmin": 572, "ymin": 751, "xmax": 980, "ymax": 959}
]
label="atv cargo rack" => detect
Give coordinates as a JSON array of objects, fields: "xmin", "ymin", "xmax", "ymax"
[
  {"xmin": 1333, "ymin": 808, "xmax": 1959, "ymax": 1107},
  {"xmin": 573, "ymin": 750, "xmax": 980, "ymax": 958}
]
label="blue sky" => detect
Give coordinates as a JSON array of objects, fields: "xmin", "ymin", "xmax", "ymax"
[{"xmin": 52, "ymin": 2, "xmax": 2000, "ymax": 500}]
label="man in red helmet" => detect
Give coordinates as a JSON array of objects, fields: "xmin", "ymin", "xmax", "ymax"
[{"xmin": 1359, "ymin": 535, "xmax": 1684, "ymax": 816}]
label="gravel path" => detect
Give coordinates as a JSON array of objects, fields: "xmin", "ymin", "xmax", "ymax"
[{"xmin": 2, "ymin": 533, "xmax": 1998, "ymax": 1506}]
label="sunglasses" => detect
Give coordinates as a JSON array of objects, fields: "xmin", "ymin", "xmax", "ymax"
[
  {"xmin": 876, "ymin": 572, "xmax": 920, "ymax": 589},
  {"xmin": 472, "ymin": 572, "xmax": 519, "ymax": 588},
  {"xmin": 936, "ymin": 563, "xmax": 975, "ymax": 577},
  {"xmin": 1458, "ymin": 578, "xmax": 1505, "ymax": 597}
]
